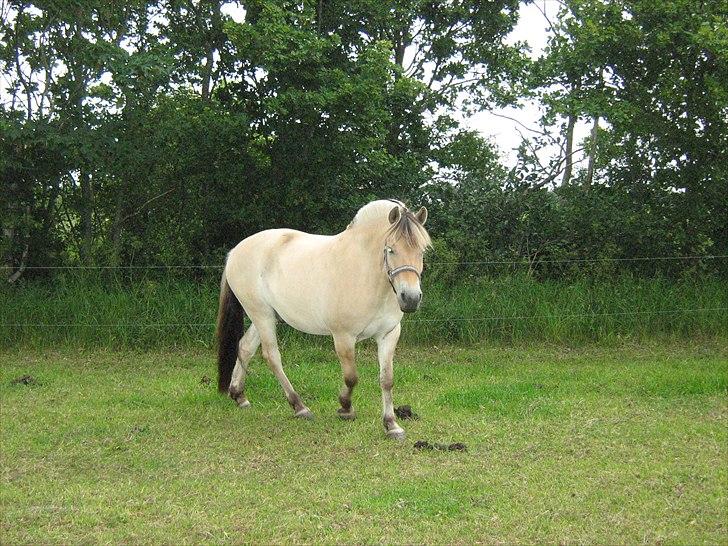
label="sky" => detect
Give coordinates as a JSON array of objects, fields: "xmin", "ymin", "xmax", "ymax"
[
  {"xmin": 465, "ymin": 1, "xmax": 589, "ymax": 168},
  {"xmin": 470, "ymin": 1, "xmax": 553, "ymax": 163}
]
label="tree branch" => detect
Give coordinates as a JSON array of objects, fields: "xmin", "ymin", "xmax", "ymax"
[
  {"xmin": 489, "ymin": 111, "xmax": 551, "ymax": 136},
  {"xmin": 120, "ymin": 188, "xmax": 175, "ymax": 224}
]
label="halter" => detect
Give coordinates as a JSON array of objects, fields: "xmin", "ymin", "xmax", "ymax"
[{"xmin": 383, "ymin": 245, "xmax": 421, "ymax": 294}]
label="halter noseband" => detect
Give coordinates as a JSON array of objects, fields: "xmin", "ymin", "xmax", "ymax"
[{"xmin": 383, "ymin": 246, "xmax": 421, "ymax": 294}]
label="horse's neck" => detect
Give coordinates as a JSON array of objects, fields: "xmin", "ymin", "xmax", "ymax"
[{"xmin": 337, "ymin": 224, "xmax": 391, "ymax": 293}]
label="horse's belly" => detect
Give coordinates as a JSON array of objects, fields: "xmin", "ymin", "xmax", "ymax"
[
  {"xmin": 265, "ymin": 283, "xmax": 330, "ymax": 335},
  {"xmin": 274, "ymin": 305, "xmax": 329, "ymax": 336}
]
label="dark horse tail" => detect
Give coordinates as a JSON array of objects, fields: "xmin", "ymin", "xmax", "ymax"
[{"xmin": 216, "ymin": 274, "xmax": 245, "ymax": 393}]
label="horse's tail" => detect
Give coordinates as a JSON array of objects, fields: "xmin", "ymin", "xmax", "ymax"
[{"xmin": 216, "ymin": 273, "xmax": 245, "ymax": 393}]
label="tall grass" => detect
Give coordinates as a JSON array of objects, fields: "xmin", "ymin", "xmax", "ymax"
[
  {"xmin": 408, "ymin": 275, "xmax": 727, "ymax": 344},
  {"xmin": 1, "ymin": 273, "xmax": 726, "ymax": 348}
]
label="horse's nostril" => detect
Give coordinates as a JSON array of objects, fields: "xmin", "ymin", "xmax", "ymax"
[{"xmin": 398, "ymin": 291, "xmax": 422, "ymax": 312}]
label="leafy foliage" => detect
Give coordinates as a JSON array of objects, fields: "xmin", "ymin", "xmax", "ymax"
[{"xmin": 1, "ymin": 0, "xmax": 725, "ymax": 279}]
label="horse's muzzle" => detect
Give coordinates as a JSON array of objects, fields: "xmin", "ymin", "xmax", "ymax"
[{"xmin": 398, "ymin": 290, "xmax": 422, "ymax": 313}]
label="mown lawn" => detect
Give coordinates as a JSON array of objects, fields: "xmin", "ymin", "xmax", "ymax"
[{"xmin": 1, "ymin": 342, "xmax": 727, "ymax": 544}]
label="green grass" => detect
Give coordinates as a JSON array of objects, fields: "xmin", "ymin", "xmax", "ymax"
[
  {"xmin": 1, "ymin": 274, "xmax": 726, "ymax": 348},
  {"xmin": 2, "ymin": 342, "xmax": 727, "ymax": 543}
]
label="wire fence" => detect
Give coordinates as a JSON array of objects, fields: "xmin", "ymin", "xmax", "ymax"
[
  {"xmin": 1, "ymin": 254, "xmax": 726, "ymax": 269},
  {"xmin": 3, "ymin": 255, "xmax": 725, "ymax": 336}
]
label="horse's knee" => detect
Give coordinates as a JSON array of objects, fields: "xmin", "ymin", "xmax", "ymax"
[
  {"xmin": 338, "ymin": 348, "xmax": 355, "ymax": 364},
  {"xmin": 344, "ymin": 373, "xmax": 358, "ymax": 390},
  {"xmin": 335, "ymin": 337, "xmax": 355, "ymax": 363},
  {"xmin": 379, "ymin": 371, "xmax": 393, "ymax": 391},
  {"xmin": 237, "ymin": 339, "xmax": 252, "ymax": 360}
]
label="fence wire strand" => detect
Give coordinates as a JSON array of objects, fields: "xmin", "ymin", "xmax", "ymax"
[
  {"xmin": 3, "ymin": 256, "xmax": 725, "ymax": 333},
  {"xmin": 2, "ymin": 254, "xmax": 726, "ymax": 270}
]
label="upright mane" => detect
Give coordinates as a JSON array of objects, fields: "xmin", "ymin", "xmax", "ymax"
[{"xmin": 348, "ymin": 200, "xmax": 431, "ymax": 250}]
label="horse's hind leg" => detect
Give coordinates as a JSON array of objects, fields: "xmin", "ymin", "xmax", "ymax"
[
  {"xmin": 252, "ymin": 314, "xmax": 313, "ymax": 419},
  {"xmin": 228, "ymin": 324, "xmax": 260, "ymax": 408},
  {"xmin": 333, "ymin": 334, "xmax": 357, "ymax": 420}
]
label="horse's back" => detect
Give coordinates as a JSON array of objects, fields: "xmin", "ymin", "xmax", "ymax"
[{"xmin": 227, "ymin": 228, "xmax": 330, "ymax": 281}]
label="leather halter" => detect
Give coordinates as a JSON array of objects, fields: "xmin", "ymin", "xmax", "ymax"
[
  {"xmin": 383, "ymin": 199, "xmax": 422, "ymax": 293},
  {"xmin": 383, "ymin": 246, "xmax": 421, "ymax": 294}
]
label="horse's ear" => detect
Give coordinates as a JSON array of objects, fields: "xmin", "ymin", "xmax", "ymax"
[
  {"xmin": 388, "ymin": 206, "xmax": 401, "ymax": 224},
  {"xmin": 415, "ymin": 206, "xmax": 428, "ymax": 225}
]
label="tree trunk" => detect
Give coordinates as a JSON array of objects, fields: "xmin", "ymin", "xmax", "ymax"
[
  {"xmin": 386, "ymin": 27, "xmax": 410, "ymax": 155},
  {"xmin": 562, "ymin": 113, "xmax": 576, "ymax": 185},
  {"xmin": 3, "ymin": 223, "xmax": 16, "ymax": 281},
  {"xmin": 3, "ymin": 180, "xmax": 19, "ymax": 274},
  {"xmin": 585, "ymin": 115, "xmax": 599, "ymax": 188},
  {"xmin": 79, "ymin": 169, "xmax": 93, "ymax": 263},
  {"xmin": 201, "ymin": 0, "xmax": 222, "ymax": 102},
  {"xmin": 201, "ymin": 50, "xmax": 214, "ymax": 102},
  {"xmin": 7, "ymin": 243, "xmax": 29, "ymax": 283},
  {"xmin": 110, "ymin": 188, "xmax": 125, "ymax": 266},
  {"xmin": 316, "ymin": 0, "xmax": 324, "ymax": 34},
  {"xmin": 6, "ymin": 205, "xmax": 31, "ymax": 283},
  {"xmin": 393, "ymin": 28, "xmax": 407, "ymax": 70},
  {"xmin": 68, "ymin": 23, "xmax": 93, "ymax": 264}
]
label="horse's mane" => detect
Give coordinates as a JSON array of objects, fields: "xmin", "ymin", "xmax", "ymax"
[{"xmin": 349, "ymin": 200, "xmax": 431, "ymax": 250}]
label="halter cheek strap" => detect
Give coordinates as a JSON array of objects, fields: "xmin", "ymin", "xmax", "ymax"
[{"xmin": 383, "ymin": 247, "xmax": 421, "ymax": 294}]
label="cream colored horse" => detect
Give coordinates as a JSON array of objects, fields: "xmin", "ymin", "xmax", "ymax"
[{"xmin": 216, "ymin": 199, "xmax": 431, "ymax": 439}]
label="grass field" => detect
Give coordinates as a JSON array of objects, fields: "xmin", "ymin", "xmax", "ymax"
[{"xmin": 2, "ymin": 342, "xmax": 726, "ymax": 544}]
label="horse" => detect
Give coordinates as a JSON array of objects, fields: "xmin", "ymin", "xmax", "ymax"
[{"xmin": 216, "ymin": 199, "xmax": 431, "ymax": 439}]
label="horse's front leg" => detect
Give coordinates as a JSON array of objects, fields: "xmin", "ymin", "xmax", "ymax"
[
  {"xmin": 376, "ymin": 323, "xmax": 405, "ymax": 440},
  {"xmin": 333, "ymin": 334, "xmax": 357, "ymax": 420}
]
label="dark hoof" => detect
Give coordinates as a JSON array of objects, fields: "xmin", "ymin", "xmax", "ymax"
[
  {"xmin": 386, "ymin": 428, "xmax": 406, "ymax": 441},
  {"xmin": 294, "ymin": 408, "xmax": 314, "ymax": 420},
  {"xmin": 230, "ymin": 391, "xmax": 250, "ymax": 408},
  {"xmin": 337, "ymin": 408, "xmax": 357, "ymax": 421}
]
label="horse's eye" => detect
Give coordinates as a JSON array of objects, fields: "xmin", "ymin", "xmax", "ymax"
[{"xmin": 387, "ymin": 248, "xmax": 394, "ymax": 254}]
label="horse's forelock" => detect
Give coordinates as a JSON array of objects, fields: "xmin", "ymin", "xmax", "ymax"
[
  {"xmin": 350, "ymin": 200, "xmax": 431, "ymax": 250},
  {"xmin": 386, "ymin": 210, "xmax": 432, "ymax": 250}
]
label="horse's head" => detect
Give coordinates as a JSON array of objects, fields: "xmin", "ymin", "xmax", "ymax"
[{"xmin": 384, "ymin": 205, "xmax": 430, "ymax": 313}]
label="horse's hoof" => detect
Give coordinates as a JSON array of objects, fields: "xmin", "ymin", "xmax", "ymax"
[
  {"xmin": 337, "ymin": 409, "xmax": 356, "ymax": 421},
  {"xmin": 237, "ymin": 399, "xmax": 251, "ymax": 409},
  {"xmin": 294, "ymin": 408, "xmax": 314, "ymax": 420},
  {"xmin": 386, "ymin": 428, "xmax": 406, "ymax": 441}
]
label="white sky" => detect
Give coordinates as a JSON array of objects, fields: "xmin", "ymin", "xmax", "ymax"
[
  {"xmin": 469, "ymin": 2, "xmax": 552, "ymax": 163},
  {"xmin": 466, "ymin": 1, "xmax": 589, "ymax": 168}
]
